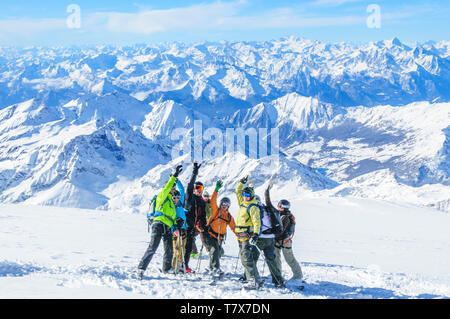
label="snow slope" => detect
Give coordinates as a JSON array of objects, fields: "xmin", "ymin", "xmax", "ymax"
[{"xmin": 1, "ymin": 199, "xmax": 449, "ymax": 299}]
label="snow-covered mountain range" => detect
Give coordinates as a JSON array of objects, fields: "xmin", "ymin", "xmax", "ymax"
[{"xmin": 0, "ymin": 37, "xmax": 448, "ymax": 213}]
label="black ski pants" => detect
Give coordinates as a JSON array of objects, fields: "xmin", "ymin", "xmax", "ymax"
[{"xmin": 138, "ymin": 221, "xmax": 173, "ymax": 272}]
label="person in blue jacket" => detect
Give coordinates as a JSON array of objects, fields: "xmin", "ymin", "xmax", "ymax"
[{"xmin": 172, "ymin": 179, "xmax": 188, "ymax": 273}]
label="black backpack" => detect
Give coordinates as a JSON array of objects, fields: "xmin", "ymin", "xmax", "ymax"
[{"xmin": 266, "ymin": 205, "xmax": 284, "ymax": 236}]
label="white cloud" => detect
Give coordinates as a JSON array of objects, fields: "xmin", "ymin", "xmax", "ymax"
[
  {"xmin": 90, "ymin": 0, "xmax": 248, "ymax": 35},
  {"xmin": 85, "ymin": 1, "xmax": 365, "ymax": 34},
  {"xmin": 0, "ymin": 18, "xmax": 66, "ymax": 36},
  {"xmin": 311, "ymin": 0, "xmax": 364, "ymax": 7}
]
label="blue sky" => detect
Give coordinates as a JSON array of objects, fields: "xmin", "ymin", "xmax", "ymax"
[{"xmin": 0, "ymin": 0, "xmax": 448, "ymax": 46}]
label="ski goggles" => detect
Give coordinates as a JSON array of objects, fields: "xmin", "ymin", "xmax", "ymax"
[
  {"xmin": 194, "ymin": 185, "xmax": 204, "ymax": 191},
  {"xmin": 278, "ymin": 203, "xmax": 290, "ymax": 209},
  {"xmin": 242, "ymin": 191, "xmax": 252, "ymax": 197},
  {"xmin": 220, "ymin": 201, "xmax": 231, "ymax": 207}
]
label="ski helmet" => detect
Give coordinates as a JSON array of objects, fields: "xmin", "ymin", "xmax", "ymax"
[
  {"xmin": 242, "ymin": 187, "xmax": 255, "ymax": 199},
  {"xmin": 172, "ymin": 190, "xmax": 181, "ymax": 197},
  {"xmin": 278, "ymin": 199, "xmax": 290, "ymax": 210},
  {"xmin": 220, "ymin": 197, "xmax": 231, "ymax": 206},
  {"xmin": 194, "ymin": 182, "xmax": 204, "ymax": 192}
]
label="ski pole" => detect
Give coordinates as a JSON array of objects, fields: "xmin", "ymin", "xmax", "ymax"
[
  {"xmin": 172, "ymin": 235, "xmax": 178, "ymax": 273},
  {"xmin": 181, "ymin": 231, "xmax": 187, "ymax": 275},
  {"xmin": 175, "ymin": 234, "xmax": 182, "ymax": 274},
  {"xmin": 195, "ymin": 242, "xmax": 204, "ymax": 273},
  {"xmin": 251, "ymin": 240, "xmax": 266, "ymax": 277},
  {"xmin": 234, "ymin": 249, "xmax": 241, "ymax": 274}
]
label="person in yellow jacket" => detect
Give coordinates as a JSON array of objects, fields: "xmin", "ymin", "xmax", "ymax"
[{"xmin": 235, "ymin": 175, "xmax": 263, "ymax": 290}]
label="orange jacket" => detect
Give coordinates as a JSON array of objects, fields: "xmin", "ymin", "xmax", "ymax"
[{"xmin": 206, "ymin": 190, "xmax": 236, "ymax": 240}]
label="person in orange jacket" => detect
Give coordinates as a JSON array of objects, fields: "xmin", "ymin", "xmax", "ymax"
[{"xmin": 204, "ymin": 180, "xmax": 237, "ymax": 276}]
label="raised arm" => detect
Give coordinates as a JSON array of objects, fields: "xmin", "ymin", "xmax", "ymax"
[
  {"xmin": 211, "ymin": 180, "xmax": 222, "ymax": 212},
  {"xmin": 156, "ymin": 165, "xmax": 182, "ymax": 208},
  {"xmin": 156, "ymin": 175, "xmax": 176, "ymax": 209},
  {"xmin": 176, "ymin": 179, "xmax": 185, "ymax": 206},
  {"xmin": 185, "ymin": 162, "xmax": 200, "ymax": 207},
  {"xmin": 235, "ymin": 175, "xmax": 248, "ymax": 205},
  {"xmin": 264, "ymin": 183, "xmax": 276, "ymax": 211}
]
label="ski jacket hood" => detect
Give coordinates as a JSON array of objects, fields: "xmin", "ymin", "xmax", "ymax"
[{"xmin": 235, "ymin": 181, "xmax": 261, "ymax": 236}]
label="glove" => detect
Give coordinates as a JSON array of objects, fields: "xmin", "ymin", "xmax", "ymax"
[
  {"xmin": 173, "ymin": 165, "xmax": 183, "ymax": 178},
  {"xmin": 240, "ymin": 175, "xmax": 249, "ymax": 184},
  {"xmin": 249, "ymin": 234, "xmax": 258, "ymax": 246},
  {"xmin": 193, "ymin": 162, "xmax": 201, "ymax": 175},
  {"xmin": 195, "ymin": 222, "xmax": 204, "ymax": 233},
  {"xmin": 176, "ymin": 217, "xmax": 185, "ymax": 228},
  {"xmin": 215, "ymin": 180, "xmax": 223, "ymax": 191}
]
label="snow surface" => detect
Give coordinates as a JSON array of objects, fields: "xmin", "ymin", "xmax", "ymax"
[{"xmin": 1, "ymin": 200, "xmax": 449, "ymax": 299}]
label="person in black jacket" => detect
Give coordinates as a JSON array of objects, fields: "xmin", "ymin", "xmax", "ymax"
[
  {"xmin": 266, "ymin": 183, "xmax": 303, "ymax": 280},
  {"xmin": 183, "ymin": 162, "xmax": 208, "ymax": 272}
]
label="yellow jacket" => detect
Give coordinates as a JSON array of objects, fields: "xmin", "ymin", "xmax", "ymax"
[{"xmin": 234, "ymin": 181, "xmax": 261, "ymax": 236}]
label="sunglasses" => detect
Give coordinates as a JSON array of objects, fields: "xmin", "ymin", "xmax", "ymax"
[
  {"xmin": 203, "ymin": 195, "xmax": 210, "ymax": 199},
  {"xmin": 173, "ymin": 196, "xmax": 181, "ymax": 200},
  {"xmin": 242, "ymin": 192, "xmax": 252, "ymax": 197}
]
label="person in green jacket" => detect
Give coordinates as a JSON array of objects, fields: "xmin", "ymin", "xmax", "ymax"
[
  {"xmin": 235, "ymin": 175, "xmax": 263, "ymax": 290},
  {"xmin": 137, "ymin": 165, "xmax": 183, "ymax": 279}
]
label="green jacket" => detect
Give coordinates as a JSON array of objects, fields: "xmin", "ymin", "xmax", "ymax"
[
  {"xmin": 235, "ymin": 181, "xmax": 261, "ymax": 235},
  {"xmin": 153, "ymin": 175, "xmax": 177, "ymax": 228}
]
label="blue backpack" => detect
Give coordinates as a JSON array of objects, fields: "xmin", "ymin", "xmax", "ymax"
[{"xmin": 146, "ymin": 195, "xmax": 171, "ymax": 231}]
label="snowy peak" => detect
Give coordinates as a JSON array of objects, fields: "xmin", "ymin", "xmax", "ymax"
[
  {"xmin": 2, "ymin": 37, "xmax": 450, "ymax": 109},
  {"xmin": 271, "ymin": 93, "xmax": 337, "ymax": 130},
  {"xmin": 233, "ymin": 93, "xmax": 338, "ymax": 134},
  {"xmin": 62, "ymin": 92, "xmax": 150, "ymax": 127},
  {"xmin": 90, "ymin": 78, "xmax": 125, "ymax": 95},
  {"xmin": 142, "ymin": 99, "xmax": 211, "ymax": 140}
]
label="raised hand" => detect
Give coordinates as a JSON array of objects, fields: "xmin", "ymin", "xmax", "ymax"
[
  {"xmin": 215, "ymin": 180, "xmax": 223, "ymax": 191},
  {"xmin": 173, "ymin": 165, "xmax": 183, "ymax": 177},
  {"xmin": 193, "ymin": 162, "xmax": 201, "ymax": 174},
  {"xmin": 240, "ymin": 175, "xmax": 249, "ymax": 184}
]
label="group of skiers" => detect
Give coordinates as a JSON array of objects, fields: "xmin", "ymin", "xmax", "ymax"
[{"xmin": 137, "ymin": 163, "xmax": 303, "ymax": 290}]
